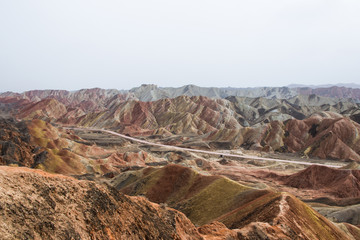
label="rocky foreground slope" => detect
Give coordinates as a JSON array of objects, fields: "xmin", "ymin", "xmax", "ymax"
[
  {"xmin": 1, "ymin": 165, "xmax": 359, "ymax": 240},
  {"xmin": 0, "ymin": 166, "xmax": 205, "ymax": 240}
]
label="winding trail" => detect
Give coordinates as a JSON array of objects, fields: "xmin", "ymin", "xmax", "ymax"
[{"xmin": 70, "ymin": 127, "xmax": 343, "ymax": 168}]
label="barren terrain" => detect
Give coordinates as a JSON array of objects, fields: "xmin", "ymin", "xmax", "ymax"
[{"xmin": 1, "ymin": 85, "xmax": 360, "ymax": 239}]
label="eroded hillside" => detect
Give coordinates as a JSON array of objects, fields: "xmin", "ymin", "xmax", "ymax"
[
  {"xmin": 2, "ymin": 86, "xmax": 360, "ymax": 239},
  {"xmin": 1, "ymin": 89, "xmax": 360, "ymax": 161}
]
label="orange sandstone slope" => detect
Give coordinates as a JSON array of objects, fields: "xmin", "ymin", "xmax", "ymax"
[
  {"xmin": 114, "ymin": 164, "xmax": 357, "ymax": 240},
  {"xmin": 0, "ymin": 166, "xmax": 204, "ymax": 240}
]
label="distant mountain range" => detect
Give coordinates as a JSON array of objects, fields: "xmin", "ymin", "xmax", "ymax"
[
  {"xmin": 2, "ymin": 84, "xmax": 360, "ymax": 102},
  {"xmin": 287, "ymin": 83, "xmax": 360, "ymax": 89}
]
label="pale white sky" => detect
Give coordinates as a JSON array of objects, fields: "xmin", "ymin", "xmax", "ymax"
[{"xmin": 1, "ymin": 0, "xmax": 360, "ymax": 92}]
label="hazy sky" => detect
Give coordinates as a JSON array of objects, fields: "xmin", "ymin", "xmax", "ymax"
[{"xmin": 1, "ymin": 0, "xmax": 360, "ymax": 92}]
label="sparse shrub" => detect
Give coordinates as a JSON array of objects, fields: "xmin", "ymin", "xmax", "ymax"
[{"xmin": 160, "ymin": 202, "xmax": 168, "ymax": 209}]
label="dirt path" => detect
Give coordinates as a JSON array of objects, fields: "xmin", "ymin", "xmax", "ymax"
[{"xmin": 70, "ymin": 127, "xmax": 343, "ymax": 168}]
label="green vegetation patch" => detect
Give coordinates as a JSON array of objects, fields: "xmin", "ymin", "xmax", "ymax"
[
  {"xmin": 220, "ymin": 192, "xmax": 281, "ymax": 229},
  {"xmin": 176, "ymin": 177, "xmax": 250, "ymax": 226},
  {"xmin": 287, "ymin": 196, "xmax": 345, "ymax": 240}
]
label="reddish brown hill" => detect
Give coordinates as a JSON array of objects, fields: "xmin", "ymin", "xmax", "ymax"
[
  {"xmin": 207, "ymin": 114, "xmax": 360, "ymax": 161},
  {"xmin": 0, "ymin": 166, "xmax": 205, "ymax": 240},
  {"xmin": 76, "ymin": 95, "xmax": 241, "ymax": 136},
  {"xmin": 17, "ymin": 98, "xmax": 67, "ymax": 120},
  {"xmin": 284, "ymin": 115, "xmax": 360, "ymax": 161},
  {"xmin": 281, "ymin": 165, "xmax": 360, "ymax": 198},
  {"xmin": 0, "ymin": 96, "xmax": 31, "ymax": 105},
  {"xmin": 114, "ymin": 164, "xmax": 356, "ymax": 239},
  {"xmin": 116, "ymin": 164, "xmax": 277, "ymax": 227},
  {"xmin": 0, "ymin": 96, "xmax": 31, "ymax": 117}
]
